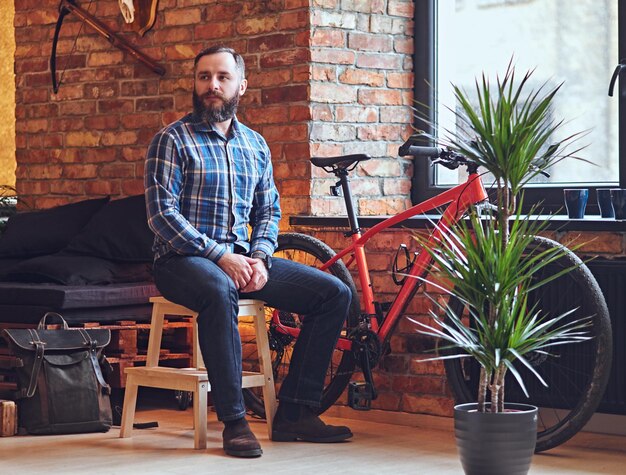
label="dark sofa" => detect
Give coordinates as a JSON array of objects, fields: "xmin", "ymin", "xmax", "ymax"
[{"xmin": 0, "ymin": 195, "xmax": 160, "ymax": 325}]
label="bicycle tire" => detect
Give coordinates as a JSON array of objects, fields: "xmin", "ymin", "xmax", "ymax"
[
  {"xmin": 443, "ymin": 235, "xmax": 612, "ymax": 452},
  {"xmin": 242, "ymin": 232, "xmax": 360, "ymax": 419}
]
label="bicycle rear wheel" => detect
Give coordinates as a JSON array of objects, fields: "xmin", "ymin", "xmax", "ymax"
[
  {"xmin": 443, "ymin": 236, "xmax": 612, "ymax": 452},
  {"xmin": 241, "ymin": 232, "xmax": 360, "ymax": 419}
]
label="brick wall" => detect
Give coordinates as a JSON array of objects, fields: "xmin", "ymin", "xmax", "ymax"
[
  {"xmin": 14, "ymin": 0, "xmax": 311, "ymax": 213},
  {"xmin": 309, "ymin": 0, "xmax": 414, "ymax": 216}
]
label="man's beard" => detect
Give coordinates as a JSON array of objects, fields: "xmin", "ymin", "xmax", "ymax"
[{"xmin": 193, "ymin": 90, "xmax": 240, "ymax": 123}]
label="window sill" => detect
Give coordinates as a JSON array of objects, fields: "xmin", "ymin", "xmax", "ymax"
[{"xmin": 289, "ymin": 215, "xmax": 626, "ymax": 232}]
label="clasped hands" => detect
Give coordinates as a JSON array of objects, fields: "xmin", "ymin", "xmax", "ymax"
[{"xmin": 217, "ymin": 253, "xmax": 268, "ymax": 292}]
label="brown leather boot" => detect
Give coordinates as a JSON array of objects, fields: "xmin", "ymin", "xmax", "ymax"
[
  {"xmin": 222, "ymin": 418, "xmax": 263, "ymax": 458},
  {"xmin": 272, "ymin": 404, "xmax": 353, "ymax": 443}
]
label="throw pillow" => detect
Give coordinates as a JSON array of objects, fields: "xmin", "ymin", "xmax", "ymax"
[
  {"xmin": 1, "ymin": 253, "xmax": 152, "ymax": 285},
  {"xmin": 64, "ymin": 194, "xmax": 154, "ymax": 262},
  {"xmin": 0, "ymin": 197, "xmax": 110, "ymax": 258}
]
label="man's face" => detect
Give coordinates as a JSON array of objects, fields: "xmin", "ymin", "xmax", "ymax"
[{"xmin": 193, "ymin": 52, "xmax": 247, "ymax": 124}]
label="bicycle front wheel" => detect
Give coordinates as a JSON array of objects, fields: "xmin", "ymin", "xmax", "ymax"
[
  {"xmin": 241, "ymin": 232, "xmax": 360, "ymax": 419},
  {"xmin": 443, "ymin": 236, "xmax": 612, "ymax": 452}
]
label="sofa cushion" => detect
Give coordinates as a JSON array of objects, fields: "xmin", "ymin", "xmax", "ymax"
[
  {"xmin": 0, "ymin": 197, "xmax": 110, "ymax": 258},
  {"xmin": 1, "ymin": 253, "xmax": 152, "ymax": 286},
  {"xmin": 64, "ymin": 195, "xmax": 154, "ymax": 262},
  {"xmin": 0, "ymin": 258, "xmax": 22, "ymax": 280},
  {"xmin": 0, "ymin": 282, "xmax": 159, "ymax": 309},
  {"xmin": 0, "ymin": 303, "xmax": 154, "ymax": 325}
]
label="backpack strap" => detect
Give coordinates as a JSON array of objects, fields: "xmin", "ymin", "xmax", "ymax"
[
  {"xmin": 17, "ymin": 329, "xmax": 46, "ymax": 399},
  {"xmin": 78, "ymin": 329, "xmax": 111, "ymax": 395}
]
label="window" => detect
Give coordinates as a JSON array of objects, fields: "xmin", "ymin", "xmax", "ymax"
[{"xmin": 413, "ymin": 0, "xmax": 624, "ymax": 213}]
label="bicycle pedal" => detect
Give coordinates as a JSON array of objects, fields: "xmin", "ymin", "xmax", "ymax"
[{"xmin": 348, "ymin": 381, "xmax": 373, "ymax": 411}]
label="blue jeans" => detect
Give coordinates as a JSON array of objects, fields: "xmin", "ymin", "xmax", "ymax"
[{"xmin": 153, "ymin": 254, "xmax": 351, "ymax": 421}]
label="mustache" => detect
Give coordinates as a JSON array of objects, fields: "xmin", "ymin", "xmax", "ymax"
[{"xmin": 201, "ymin": 92, "xmax": 224, "ymax": 100}]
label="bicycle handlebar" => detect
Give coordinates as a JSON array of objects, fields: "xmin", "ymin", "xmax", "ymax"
[
  {"xmin": 403, "ymin": 145, "xmax": 443, "ymax": 158},
  {"xmin": 399, "ymin": 138, "xmax": 474, "ymax": 171}
]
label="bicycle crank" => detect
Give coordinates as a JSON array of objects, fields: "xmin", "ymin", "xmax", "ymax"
[{"xmin": 347, "ymin": 328, "xmax": 382, "ymax": 411}]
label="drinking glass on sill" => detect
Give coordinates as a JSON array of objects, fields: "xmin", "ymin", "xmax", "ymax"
[
  {"xmin": 596, "ymin": 189, "xmax": 615, "ymax": 218},
  {"xmin": 610, "ymin": 188, "xmax": 626, "ymax": 220},
  {"xmin": 564, "ymin": 189, "xmax": 589, "ymax": 219}
]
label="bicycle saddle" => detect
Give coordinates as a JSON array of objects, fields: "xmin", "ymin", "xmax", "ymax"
[{"xmin": 310, "ymin": 154, "xmax": 370, "ymax": 169}]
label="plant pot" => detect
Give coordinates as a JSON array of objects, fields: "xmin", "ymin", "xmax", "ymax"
[{"xmin": 454, "ymin": 402, "xmax": 538, "ymax": 475}]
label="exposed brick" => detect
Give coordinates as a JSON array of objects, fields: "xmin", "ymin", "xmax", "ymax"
[
  {"xmin": 195, "ymin": 22, "xmax": 234, "ymax": 40},
  {"xmin": 341, "ymin": 0, "xmax": 385, "ymax": 13},
  {"xmin": 339, "ymin": 68, "xmax": 384, "ymax": 86},
  {"xmin": 359, "ymin": 197, "xmax": 410, "ymax": 215},
  {"xmin": 383, "ymin": 177, "xmax": 412, "ymax": 195},
  {"xmin": 261, "ymin": 124, "xmax": 309, "ymax": 142},
  {"xmin": 164, "ymin": 8, "xmax": 202, "ymax": 26},
  {"xmin": 311, "ymin": 29, "xmax": 346, "ymax": 47},
  {"xmin": 388, "ymin": 0, "xmax": 415, "ymax": 18},
  {"xmin": 380, "ymin": 106, "xmax": 413, "ymax": 123},
  {"xmin": 260, "ymin": 48, "xmax": 310, "ymax": 68},
  {"xmin": 402, "ymin": 394, "xmax": 454, "ymax": 417},
  {"xmin": 358, "ymin": 88, "xmax": 403, "ymax": 105},
  {"xmin": 312, "ymin": 65, "xmax": 337, "ymax": 81},
  {"xmin": 358, "ymin": 124, "xmax": 403, "ymax": 141},
  {"xmin": 289, "ymin": 104, "xmax": 312, "ymax": 121},
  {"xmin": 312, "ymin": 11, "xmax": 357, "ymax": 29},
  {"xmin": 387, "ymin": 72, "xmax": 414, "ymax": 89},
  {"xmin": 88, "ymin": 51, "xmax": 125, "ymax": 68},
  {"xmin": 85, "ymin": 181, "xmax": 122, "ymax": 196},
  {"xmin": 236, "ymin": 17, "xmax": 279, "ymax": 35},
  {"xmin": 311, "ymin": 83, "xmax": 357, "ymax": 103},
  {"xmin": 62, "ymin": 164, "xmax": 99, "ymax": 179},
  {"xmin": 49, "ymin": 180, "xmax": 85, "ymax": 195},
  {"xmin": 243, "ymin": 106, "xmax": 290, "ymax": 125},
  {"xmin": 560, "ymin": 232, "xmax": 623, "ymax": 254},
  {"xmin": 311, "ymin": 47, "xmax": 356, "ymax": 65},
  {"xmin": 249, "ymin": 34, "xmax": 296, "ymax": 52},
  {"xmin": 65, "ymin": 131, "xmax": 101, "ymax": 147},
  {"xmin": 356, "ymin": 53, "xmax": 403, "ymax": 70},
  {"xmin": 101, "ymin": 131, "xmax": 139, "ymax": 146},
  {"xmin": 262, "ymin": 85, "xmax": 309, "ymax": 104},
  {"xmin": 310, "ymin": 123, "xmax": 356, "ymax": 141},
  {"xmin": 278, "ymin": 10, "xmax": 310, "ymax": 30},
  {"xmin": 348, "ymin": 32, "xmax": 393, "ymax": 52},
  {"xmin": 85, "ymin": 115, "xmax": 120, "ymax": 130},
  {"xmin": 121, "ymin": 179, "xmax": 145, "ymax": 196},
  {"xmin": 335, "ymin": 106, "xmax": 378, "ymax": 123}
]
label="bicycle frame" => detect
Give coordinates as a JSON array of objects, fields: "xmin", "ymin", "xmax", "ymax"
[{"xmin": 272, "ymin": 170, "xmax": 489, "ymax": 351}]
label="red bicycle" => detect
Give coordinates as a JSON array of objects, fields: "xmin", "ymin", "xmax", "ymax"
[{"xmin": 241, "ymin": 136, "xmax": 612, "ymax": 452}]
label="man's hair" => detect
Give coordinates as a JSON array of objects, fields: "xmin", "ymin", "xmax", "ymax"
[{"xmin": 194, "ymin": 45, "xmax": 246, "ymax": 80}]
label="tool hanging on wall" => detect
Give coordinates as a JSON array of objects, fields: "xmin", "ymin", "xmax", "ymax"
[{"xmin": 50, "ymin": 0, "xmax": 165, "ymax": 94}]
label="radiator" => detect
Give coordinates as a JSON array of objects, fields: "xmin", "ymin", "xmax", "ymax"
[
  {"xmin": 496, "ymin": 258, "xmax": 625, "ymax": 414},
  {"xmin": 587, "ymin": 259, "xmax": 626, "ymax": 415}
]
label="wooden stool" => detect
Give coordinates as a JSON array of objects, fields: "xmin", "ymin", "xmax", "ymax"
[{"xmin": 119, "ymin": 296, "xmax": 277, "ymax": 449}]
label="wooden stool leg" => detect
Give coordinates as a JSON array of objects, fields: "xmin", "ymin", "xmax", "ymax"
[
  {"xmin": 253, "ymin": 302, "xmax": 277, "ymax": 437},
  {"xmin": 146, "ymin": 303, "xmax": 166, "ymax": 367},
  {"xmin": 193, "ymin": 381, "xmax": 208, "ymax": 449},
  {"xmin": 119, "ymin": 378, "xmax": 139, "ymax": 438}
]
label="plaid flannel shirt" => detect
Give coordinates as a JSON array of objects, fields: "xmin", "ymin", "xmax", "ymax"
[{"xmin": 144, "ymin": 113, "xmax": 281, "ymax": 262}]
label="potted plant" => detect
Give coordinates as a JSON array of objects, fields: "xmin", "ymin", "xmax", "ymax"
[
  {"xmin": 413, "ymin": 64, "xmax": 599, "ymax": 474},
  {"xmin": 0, "ymin": 185, "xmax": 19, "ymax": 235}
]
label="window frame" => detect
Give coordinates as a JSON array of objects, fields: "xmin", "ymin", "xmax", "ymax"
[{"xmin": 412, "ymin": 0, "xmax": 626, "ymax": 215}]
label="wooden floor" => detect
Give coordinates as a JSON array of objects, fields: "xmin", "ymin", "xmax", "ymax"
[{"xmin": 1, "ymin": 399, "xmax": 626, "ymax": 474}]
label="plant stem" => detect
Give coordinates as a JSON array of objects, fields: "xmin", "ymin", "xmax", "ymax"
[{"xmin": 478, "ymin": 366, "xmax": 489, "ymax": 412}]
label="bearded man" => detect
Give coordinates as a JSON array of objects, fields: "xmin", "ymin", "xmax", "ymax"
[{"xmin": 144, "ymin": 45, "xmax": 353, "ymax": 458}]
